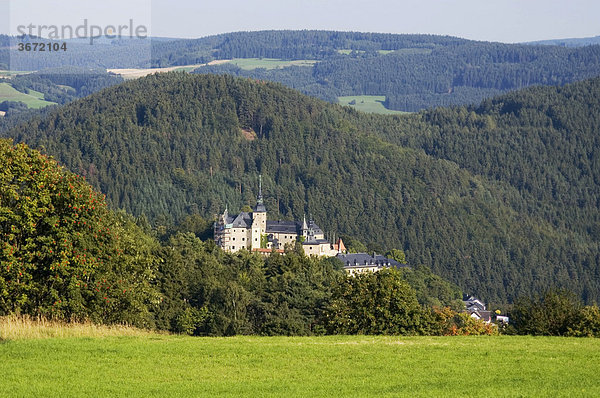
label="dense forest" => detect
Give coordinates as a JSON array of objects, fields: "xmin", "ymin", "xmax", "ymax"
[
  {"xmin": 187, "ymin": 31, "xmax": 600, "ymax": 111},
  {"xmin": 0, "ymin": 138, "xmax": 470, "ymax": 335},
  {"xmin": 3, "ymin": 73, "xmax": 600, "ymax": 305},
  {"xmin": 3, "ymin": 31, "xmax": 600, "ymax": 111}
]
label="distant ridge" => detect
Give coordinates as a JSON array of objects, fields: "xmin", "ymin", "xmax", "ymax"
[{"xmin": 526, "ymin": 35, "xmax": 600, "ymax": 47}]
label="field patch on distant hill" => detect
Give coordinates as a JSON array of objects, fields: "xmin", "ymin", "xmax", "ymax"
[
  {"xmin": 338, "ymin": 95, "xmax": 407, "ymax": 115},
  {"xmin": 226, "ymin": 58, "xmax": 318, "ymax": 70},
  {"xmin": 0, "ymin": 82, "xmax": 56, "ymax": 108}
]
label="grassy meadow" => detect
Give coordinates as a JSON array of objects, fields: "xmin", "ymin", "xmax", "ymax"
[
  {"xmin": 227, "ymin": 58, "xmax": 317, "ymax": 70},
  {"xmin": 338, "ymin": 95, "xmax": 407, "ymax": 115},
  {"xmin": 0, "ymin": 319, "xmax": 599, "ymax": 397},
  {"xmin": 336, "ymin": 49, "xmax": 433, "ymax": 56},
  {"xmin": 0, "ymin": 82, "xmax": 57, "ymax": 108}
]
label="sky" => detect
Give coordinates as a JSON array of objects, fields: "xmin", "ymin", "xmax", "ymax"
[{"xmin": 2, "ymin": 0, "xmax": 599, "ymax": 43}]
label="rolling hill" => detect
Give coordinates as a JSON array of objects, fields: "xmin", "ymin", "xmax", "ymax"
[
  {"xmin": 3, "ymin": 31, "xmax": 600, "ymax": 112},
  {"xmin": 3, "ymin": 73, "xmax": 600, "ymax": 304}
]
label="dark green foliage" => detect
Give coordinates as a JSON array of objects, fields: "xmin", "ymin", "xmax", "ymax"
[
  {"xmin": 339, "ymin": 235, "xmax": 368, "ymax": 253},
  {"xmin": 173, "ymin": 306, "xmax": 210, "ymax": 336},
  {"xmin": 385, "ymin": 249, "xmax": 407, "ymax": 264},
  {"xmin": 0, "ymin": 101, "xmax": 28, "ymax": 113},
  {"xmin": 568, "ymin": 305, "xmax": 600, "ymax": 337},
  {"xmin": 374, "ymin": 78, "xmax": 600, "ymax": 303},
  {"xmin": 397, "ymin": 265, "xmax": 463, "ymax": 309},
  {"xmin": 0, "ymin": 139, "xmax": 159, "ymax": 327},
  {"xmin": 509, "ymin": 290, "xmax": 582, "ymax": 336},
  {"xmin": 322, "ymin": 268, "xmax": 425, "ymax": 335},
  {"xmin": 158, "ymin": 232, "xmax": 343, "ymax": 336}
]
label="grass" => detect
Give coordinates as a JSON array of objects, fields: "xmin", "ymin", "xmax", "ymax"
[
  {"xmin": 0, "ymin": 70, "xmax": 31, "ymax": 77},
  {"xmin": 338, "ymin": 95, "xmax": 407, "ymax": 115},
  {"xmin": 174, "ymin": 65, "xmax": 205, "ymax": 72},
  {"xmin": 0, "ymin": 315, "xmax": 158, "ymax": 340},
  {"xmin": 336, "ymin": 49, "xmax": 433, "ymax": 56},
  {"xmin": 0, "ymin": 82, "xmax": 57, "ymax": 108},
  {"xmin": 226, "ymin": 58, "xmax": 317, "ymax": 70},
  {"xmin": 0, "ymin": 322, "xmax": 599, "ymax": 397}
]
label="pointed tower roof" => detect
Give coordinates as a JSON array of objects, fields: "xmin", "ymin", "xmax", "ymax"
[
  {"xmin": 254, "ymin": 174, "xmax": 266, "ymax": 213},
  {"xmin": 337, "ymin": 238, "xmax": 346, "ymax": 254},
  {"xmin": 302, "ymin": 214, "xmax": 308, "ymax": 230}
]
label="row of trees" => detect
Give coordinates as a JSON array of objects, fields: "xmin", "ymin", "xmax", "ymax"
[{"xmin": 509, "ymin": 290, "xmax": 600, "ymax": 337}]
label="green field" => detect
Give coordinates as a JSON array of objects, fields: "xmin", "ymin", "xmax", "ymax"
[
  {"xmin": 338, "ymin": 95, "xmax": 407, "ymax": 115},
  {"xmin": 174, "ymin": 65, "xmax": 206, "ymax": 72},
  {"xmin": 337, "ymin": 49, "xmax": 433, "ymax": 56},
  {"xmin": 1, "ymin": 335, "xmax": 599, "ymax": 397},
  {"xmin": 0, "ymin": 70, "xmax": 32, "ymax": 77},
  {"xmin": 0, "ymin": 82, "xmax": 56, "ymax": 108},
  {"xmin": 226, "ymin": 58, "xmax": 318, "ymax": 70}
]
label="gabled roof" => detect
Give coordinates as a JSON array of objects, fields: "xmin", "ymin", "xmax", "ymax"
[
  {"xmin": 307, "ymin": 220, "xmax": 323, "ymax": 235},
  {"xmin": 266, "ymin": 220, "xmax": 300, "ymax": 234},
  {"xmin": 231, "ymin": 212, "xmax": 252, "ymax": 228},
  {"xmin": 463, "ymin": 295, "xmax": 486, "ymax": 311},
  {"xmin": 302, "ymin": 238, "xmax": 330, "ymax": 245},
  {"xmin": 336, "ymin": 253, "xmax": 404, "ymax": 268},
  {"xmin": 470, "ymin": 310, "xmax": 492, "ymax": 322}
]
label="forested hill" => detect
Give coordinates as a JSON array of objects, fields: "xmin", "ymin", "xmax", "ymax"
[
  {"xmin": 178, "ymin": 30, "xmax": 600, "ymax": 111},
  {"xmin": 4, "ymin": 31, "xmax": 600, "ymax": 112},
  {"xmin": 3, "ymin": 73, "xmax": 600, "ymax": 305},
  {"xmin": 377, "ymin": 78, "xmax": 600, "ymax": 244}
]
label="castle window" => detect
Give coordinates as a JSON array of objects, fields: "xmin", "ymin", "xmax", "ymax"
[
  {"xmin": 255, "ymin": 238, "xmax": 258, "ymax": 242},
  {"xmin": 242, "ymin": 238, "xmax": 245, "ymax": 241},
  {"xmin": 232, "ymin": 237, "xmax": 235, "ymax": 241}
]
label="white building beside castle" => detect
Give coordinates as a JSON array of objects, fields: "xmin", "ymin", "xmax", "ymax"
[{"xmin": 214, "ymin": 177, "xmax": 345, "ymax": 256}]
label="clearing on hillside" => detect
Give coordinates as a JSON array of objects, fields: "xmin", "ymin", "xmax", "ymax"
[
  {"xmin": 338, "ymin": 95, "xmax": 407, "ymax": 115},
  {"xmin": 225, "ymin": 58, "xmax": 317, "ymax": 70},
  {"xmin": 0, "ymin": 82, "xmax": 57, "ymax": 108}
]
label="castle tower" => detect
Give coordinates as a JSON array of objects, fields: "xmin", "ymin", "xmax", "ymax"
[
  {"xmin": 251, "ymin": 175, "xmax": 267, "ymax": 247},
  {"xmin": 302, "ymin": 214, "xmax": 309, "ymax": 239}
]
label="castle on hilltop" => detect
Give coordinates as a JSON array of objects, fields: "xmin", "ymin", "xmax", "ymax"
[{"xmin": 214, "ymin": 176, "xmax": 345, "ymax": 256}]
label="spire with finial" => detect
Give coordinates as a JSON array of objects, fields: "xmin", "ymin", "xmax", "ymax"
[
  {"xmin": 254, "ymin": 174, "xmax": 266, "ymax": 213},
  {"xmin": 258, "ymin": 174, "xmax": 263, "ymax": 204}
]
